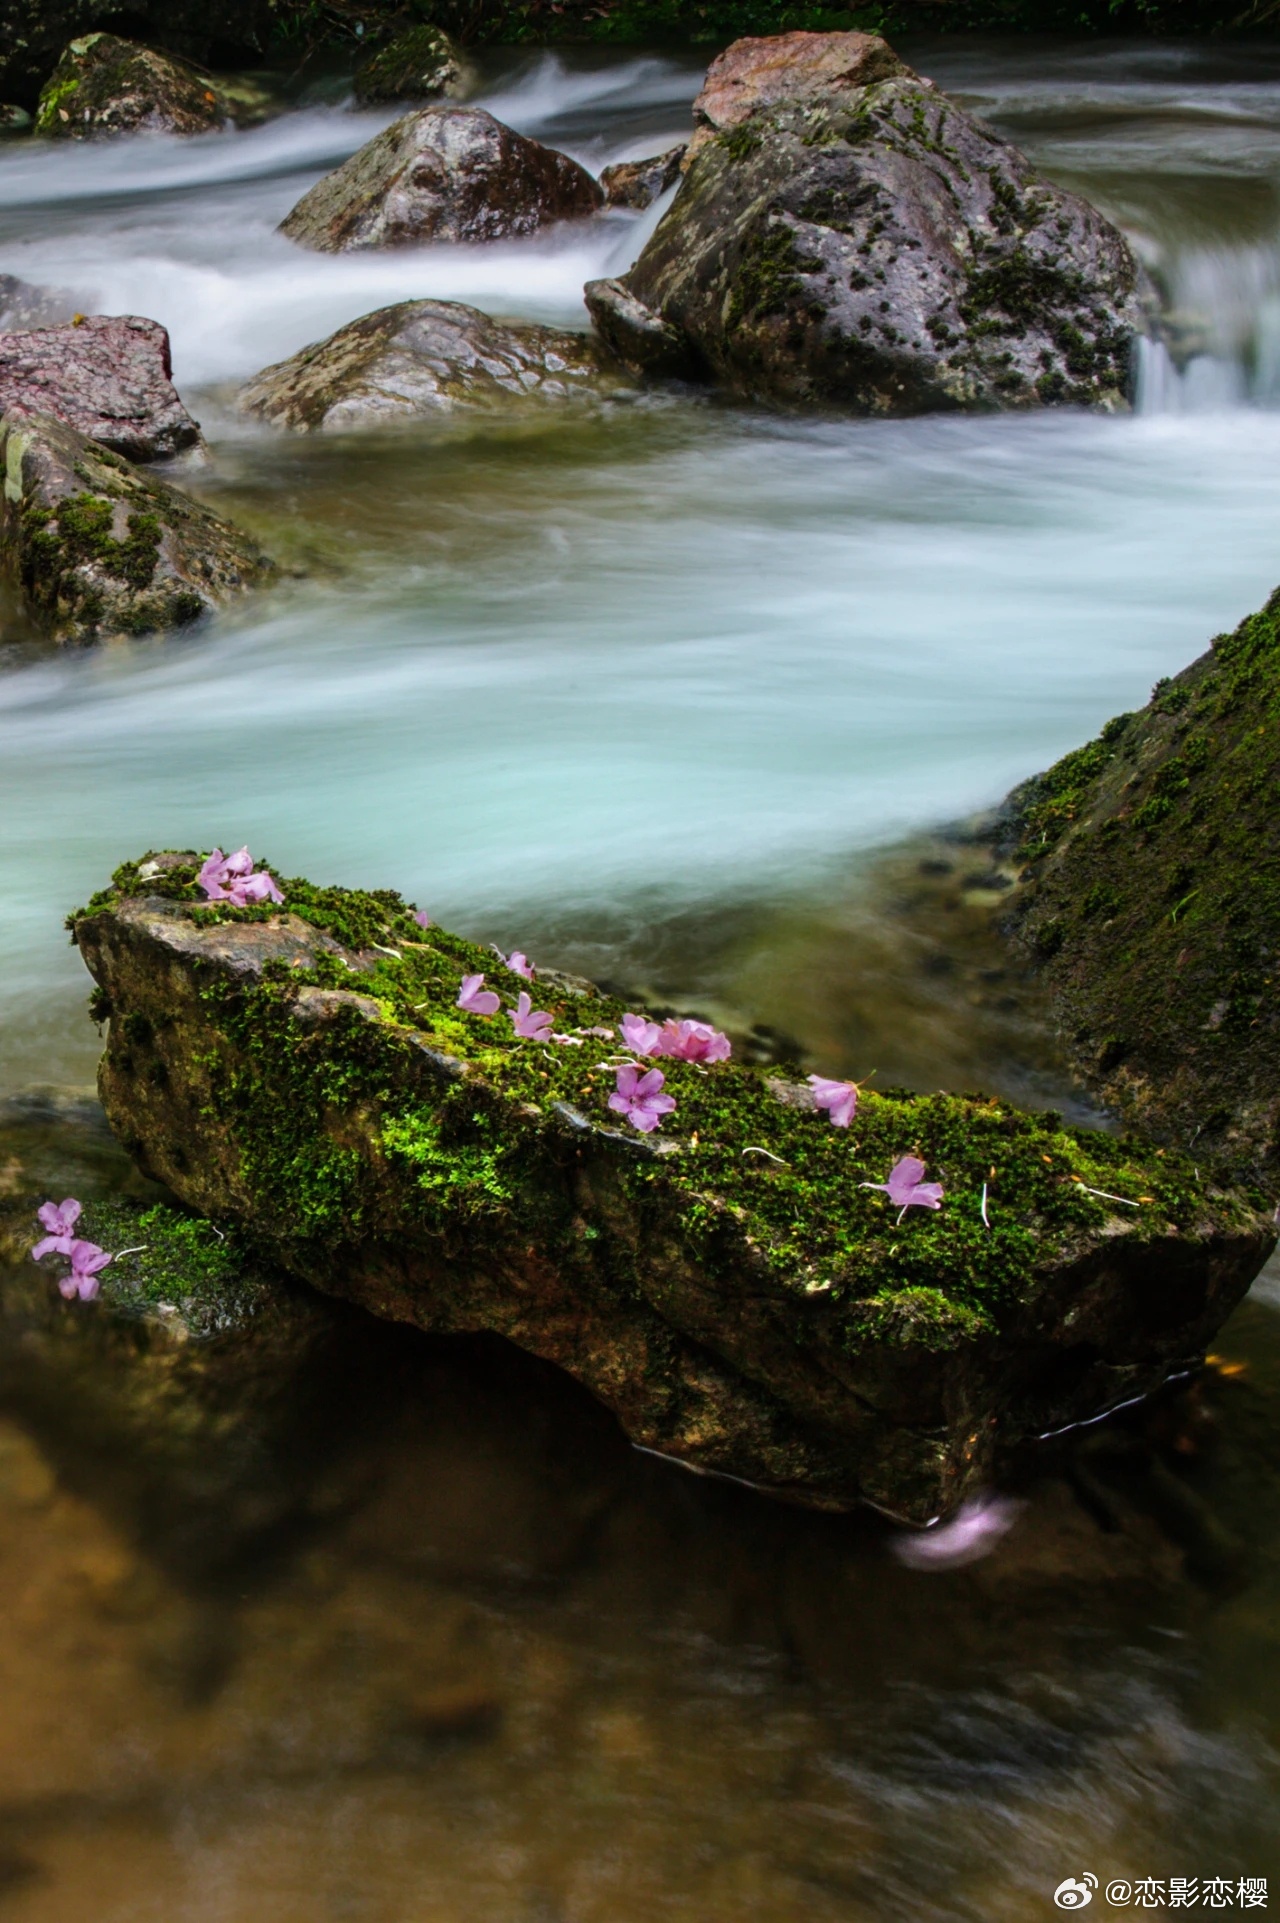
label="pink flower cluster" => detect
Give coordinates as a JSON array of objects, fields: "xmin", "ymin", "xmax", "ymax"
[
  {"xmin": 456, "ymin": 972, "xmax": 557, "ymax": 1041},
  {"xmin": 31, "ymin": 1199, "xmax": 113, "ymax": 1302},
  {"xmin": 619, "ymin": 1013, "xmax": 731, "ymax": 1063},
  {"xmin": 197, "ymin": 846, "xmax": 283, "ymax": 906}
]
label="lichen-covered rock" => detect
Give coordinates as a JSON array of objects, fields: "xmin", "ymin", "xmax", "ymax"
[
  {"xmin": 0, "ymin": 1194, "xmax": 358, "ymax": 1571},
  {"xmin": 353, "ymin": 25, "xmax": 469, "ymax": 107},
  {"xmin": 1002, "ymin": 587, "xmax": 1280, "ymax": 1184},
  {"xmin": 279, "ymin": 106, "xmax": 604, "ymax": 253},
  {"xmin": 238, "ymin": 299, "xmax": 628, "ymax": 432},
  {"xmin": 68, "ymin": 853, "xmax": 1273, "ymax": 1522},
  {"xmin": 600, "ymin": 145, "xmax": 686, "ymax": 211},
  {"xmin": 587, "ymin": 31, "xmax": 1142, "ymax": 414},
  {"xmin": 0, "ymin": 409, "xmax": 274, "ymax": 644},
  {"xmin": 0, "ymin": 314, "xmax": 202, "ymax": 461},
  {"xmin": 35, "ymin": 34, "xmax": 230, "ymax": 138}
]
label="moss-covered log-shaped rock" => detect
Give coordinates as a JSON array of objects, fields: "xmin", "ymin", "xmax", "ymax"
[
  {"xmin": 280, "ymin": 106, "xmax": 604, "ymax": 253},
  {"xmin": 586, "ymin": 31, "xmax": 1142, "ymax": 414},
  {"xmin": 0, "ymin": 409, "xmax": 274, "ymax": 643},
  {"xmin": 353, "ymin": 26, "xmax": 468, "ymax": 107},
  {"xmin": 0, "ymin": 314, "xmax": 202, "ymax": 461},
  {"xmin": 1004, "ymin": 588, "xmax": 1280, "ymax": 1183},
  {"xmin": 239, "ymin": 299, "xmax": 628, "ymax": 432},
  {"xmin": 69, "ymin": 853, "xmax": 1273, "ymax": 1521},
  {"xmin": 35, "ymin": 34, "xmax": 230, "ymax": 138}
]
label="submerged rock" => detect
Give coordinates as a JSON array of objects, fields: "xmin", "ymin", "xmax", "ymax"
[
  {"xmin": 0, "ymin": 314, "xmax": 202, "ymax": 461},
  {"xmin": 600, "ymin": 145, "xmax": 686, "ymax": 211},
  {"xmin": 586, "ymin": 30, "xmax": 1142, "ymax": 414},
  {"xmin": 1002, "ymin": 586, "xmax": 1280, "ymax": 1183},
  {"xmin": 353, "ymin": 26, "xmax": 469, "ymax": 107},
  {"xmin": 238, "ymin": 299, "xmax": 626, "ymax": 432},
  {"xmin": 279, "ymin": 106, "xmax": 604, "ymax": 253},
  {"xmin": 0, "ymin": 409, "xmax": 274, "ymax": 644},
  {"xmin": 35, "ymin": 34, "xmax": 229, "ymax": 138},
  {"xmin": 68, "ymin": 853, "xmax": 1272, "ymax": 1522}
]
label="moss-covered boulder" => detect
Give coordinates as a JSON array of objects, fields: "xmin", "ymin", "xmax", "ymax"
[
  {"xmin": 0, "ymin": 1194, "xmax": 358, "ymax": 1571},
  {"xmin": 279, "ymin": 106, "xmax": 604, "ymax": 253},
  {"xmin": 1004, "ymin": 588, "xmax": 1280, "ymax": 1183},
  {"xmin": 0, "ymin": 315, "xmax": 202, "ymax": 462},
  {"xmin": 35, "ymin": 34, "xmax": 231, "ymax": 138},
  {"xmin": 353, "ymin": 25, "xmax": 469, "ymax": 107},
  {"xmin": 586, "ymin": 31, "xmax": 1142, "ymax": 413},
  {"xmin": 238, "ymin": 299, "xmax": 628, "ymax": 432},
  {"xmin": 67, "ymin": 852, "xmax": 1273, "ymax": 1521},
  {"xmin": 0, "ymin": 409, "xmax": 274, "ymax": 644}
]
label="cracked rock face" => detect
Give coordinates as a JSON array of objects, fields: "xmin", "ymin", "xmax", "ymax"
[
  {"xmin": 0, "ymin": 315, "xmax": 202, "ymax": 462},
  {"xmin": 0, "ymin": 410, "xmax": 274, "ymax": 644},
  {"xmin": 587, "ymin": 31, "xmax": 1143, "ymax": 415},
  {"xmin": 67, "ymin": 856, "xmax": 1274, "ymax": 1522},
  {"xmin": 279, "ymin": 106, "xmax": 604, "ymax": 253},
  {"xmin": 238, "ymin": 300, "xmax": 628, "ymax": 432}
]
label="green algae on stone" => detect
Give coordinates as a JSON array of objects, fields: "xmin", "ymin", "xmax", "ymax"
[
  {"xmin": 1006, "ymin": 586, "xmax": 1280, "ymax": 1182},
  {"xmin": 35, "ymin": 34, "xmax": 230, "ymax": 138},
  {"xmin": 67, "ymin": 853, "xmax": 1274, "ymax": 1521}
]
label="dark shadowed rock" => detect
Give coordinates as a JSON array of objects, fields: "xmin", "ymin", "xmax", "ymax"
[
  {"xmin": 279, "ymin": 106, "xmax": 604, "ymax": 253},
  {"xmin": 588, "ymin": 31, "xmax": 1142, "ymax": 415},
  {"xmin": 601, "ymin": 145, "xmax": 686, "ymax": 210},
  {"xmin": 999, "ymin": 587, "xmax": 1280, "ymax": 1183},
  {"xmin": 35, "ymin": 34, "xmax": 230, "ymax": 138},
  {"xmin": 67, "ymin": 855, "xmax": 1273, "ymax": 1522},
  {"xmin": 0, "ymin": 314, "xmax": 201, "ymax": 461},
  {"xmin": 0, "ymin": 410, "xmax": 274, "ymax": 644},
  {"xmin": 239, "ymin": 299, "xmax": 628, "ymax": 431},
  {"xmin": 353, "ymin": 25, "xmax": 469, "ymax": 107}
]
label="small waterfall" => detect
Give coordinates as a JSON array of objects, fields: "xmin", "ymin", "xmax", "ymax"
[{"xmin": 1138, "ymin": 236, "xmax": 1280, "ymax": 413}]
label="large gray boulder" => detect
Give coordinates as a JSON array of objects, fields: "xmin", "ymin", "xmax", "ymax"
[
  {"xmin": 586, "ymin": 31, "xmax": 1143, "ymax": 415},
  {"xmin": 34, "ymin": 33, "xmax": 230, "ymax": 138},
  {"xmin": 67, "ymin": 853, "xmax": 1273, "ymax": 1523},
  {"xmin": 279, "ymin": 106, "xmax": 604, "ymax": 253},
  {"xmin": 0, "ymin": 409, "xmax": 274, "ymax": 644},
  {"xmin": 238, "ymin": 299, "xmax": 627, "ymax": 432},
  {"xmin": 0, "ymin": 314, "xmax": 202, "ymax": 461}
]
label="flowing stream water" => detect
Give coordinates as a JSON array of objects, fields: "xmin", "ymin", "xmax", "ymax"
[{"xmin": 1, "ymin": 36, "xmax": 1279, "ymax": 1920}]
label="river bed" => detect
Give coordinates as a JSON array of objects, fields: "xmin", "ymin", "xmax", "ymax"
[{"xmin": 1, "ymin": 34, "xmax": 1279, "ymax": 1920}]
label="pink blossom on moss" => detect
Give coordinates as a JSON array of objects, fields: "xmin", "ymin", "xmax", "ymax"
[
  {"xmin": 608, "ymin": 1064, "xmax": 676, "ymax": 1133},
  {"xmin": 620, "ymin": 1013, "xmax": 664, "ymax": 1056},
  {"xmin": 457, "ymin": 974, "xmax": 500, "ymax": 1016},
  {"xmin": 510, "ymin": 992, "xmax": 553, "ymax": 1041},
  {"xmin": 659, "ymin": 1018, "xmax": 731, "ymax": 1064},
  {"xmin": 808, "ymin": 1075, "xmax": 858, "ymax": 1129},
  {"xmin": 61, "ymin": 1239, "xmax": 112, "ymax": 1302},
  {"xmin": 861, "ymin": 1155, "xmax": 944, "ymax": 1221},
  {"xmin": 505, "ymin": 952, "xmax": 535, "ymax": 980},
  {"xmin": 197, "ymin": 846, "xmax": 283, "ymax": 906},
  {"xmin": 38, "ymin": 1198, "xmax": 81, "ymax": 1239},
  {"xmin": 413, "ymin": 910, "xmax": 432, "ymax": 929}
]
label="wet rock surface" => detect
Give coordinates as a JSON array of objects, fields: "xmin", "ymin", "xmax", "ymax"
[
  {"xmin": 35, "ymin": 33, "xmax": 230, "ymax": 138},
  {"xmin": 67, "ymin": 855, "xmax": 1273, "ymax": 1522},
  {"xmin": 999, "ymin": 585, "xmax": 1280, "ymax": 1183},
  {"xmin": 600, "ymin": 144, "xmax": 686, "ymax": 210},
  {"xmin": 239, "ymin": 299, "xmax": 628, "ymax": 431},
  {"xmin": 353, "ymin": 25, "xmax": 469, "ymax": 107},
  {"xmin": 0, "ymin": 314, "xmax": 202, "ymax": 462},
  {"xmin": 279, "ymin": 105, "xmax": 604, "ymax": 253},
  {"xmin": 591, "ymin": 31, "xmax": 1142, "ymax": 414},
  {"xmin": 0, "ymin": 409, "xmax": 274, "ymax": 644}
]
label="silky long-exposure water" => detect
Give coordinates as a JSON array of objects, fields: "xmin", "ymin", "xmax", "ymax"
[{"xmin": 1, "ymin": 36, "xmax": 1279, "ymax": 1921}]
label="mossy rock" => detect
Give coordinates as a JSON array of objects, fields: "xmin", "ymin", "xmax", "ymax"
[
  {"xmin": 0, "ymin": 1194, "xmax": 357, "ymax": 1572},
  {"xmin": 34, "ymin": 33, "xmax": 230, "ymax": 138},
  {"xmin": 1004, "ymin": 586, "xmax": 1280, "ymax": 1182},
  {"xmin": 591, "ymin": 32, "xmax": 1142, "ymax": 414},
  {"xmin": 67, "ymin": 852, "xmax": 1274, "ymax": 1522},
  {"xmin": 353, "ymin": 26, "xmax": 468, "ymax": 107},
  {"xmin": 0, "ymin": 408, "xmax": 275, "ymax": 644}
]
